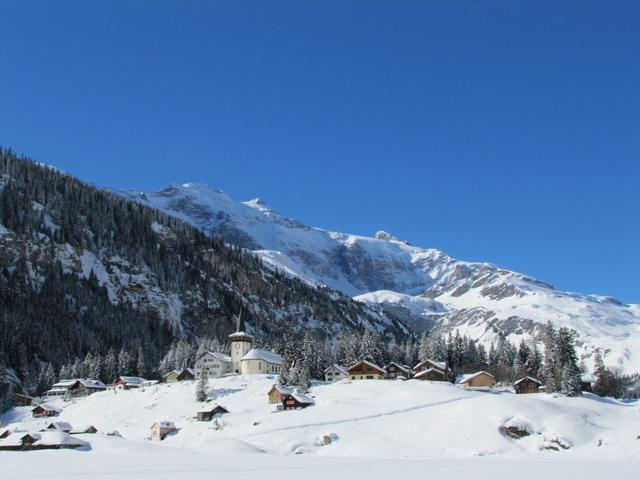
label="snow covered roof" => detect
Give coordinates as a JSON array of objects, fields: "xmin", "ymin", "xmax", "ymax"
[
  {"xmin": 197, "ymin": 404, "xmax": 229, "ymax": 413},
  {"xmin": 581, "ymin": 373, "xmax": 595, "ymax": 383},
  {"xmin": 164, "ymin": 368, "xmax": 196, "ymax": 377},
  {"xmin": 324, "ymin": 364, "xmax": 348, "ymax": 375},
  {"xmin": 456, "ymin": 371, "xmax": 495, "ymax": 384},
  {"xmin": 270, "ymin": 384, "xmax": 294, "ymax": 395},
  {"xmin": 45, "ymin": 421, "xmax": 72, "ymax": 432},
  {"xmin": 229, "ymin": 331, "xmax": 253, "ymax": 339},
  {"xmin": 384, "ymin": 362, "xmax": 413, "ymax": 373},
  {"xmin": 346, "ymin": 360, "xmax": 386, "ymax": 374},
  {"xmin": 153, "ymin": 421, "xmax": 176, "ymax": 429},
  {"xmin": 514, "ymin": 376, "xmax": 542, "ymax": 386},
  {"xmin": 208, "ymin": 352, "xmax": 232, "ymax": 363},
  {"xmin": 33, "ymin": 403, "xmax": 61, "ymax": 413},
  {"xmin": 70, "ymin": 425, "xmax": 98, "ymax": 434},
  {"xmin": 413, "ymin": 368, "xmax": 445, "ymax": 379},
  {"xmin": 290, "ymin": 392, "xmax": 315, "ymax": 404},
  {"xmin": 0, "ymin": 431, "xmax": 87, "ymax": 448},
  {"xmin": 414, "ymin": 359, "xmax": 447, "ymax": 371},
  {"xmin": 36, "ymin": 431, "xmax": 88, "ymax": 447},
  {"xmin": 117, "ymin": 376, "xmax": 146, "ymax": 385},
  {"xmin": 52, "ymin": 379, "xmax": 78, "ymax": 388},
  {"xmin": 79, "ymin": 378, "xmax": 106, "ymax": 389},
  {"xmin": 242, "ymin": 348, "xmax": 283, "ymax": 365}
]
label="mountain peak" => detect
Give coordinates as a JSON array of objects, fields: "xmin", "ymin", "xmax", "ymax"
[{"xmin": 374, "ymin": 230, "xmax": 409, "ymax": 244}]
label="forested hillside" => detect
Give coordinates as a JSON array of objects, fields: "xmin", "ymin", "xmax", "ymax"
[{"xmin": 0, "ymin": 149, "xmax": 408, "ymax": 404}]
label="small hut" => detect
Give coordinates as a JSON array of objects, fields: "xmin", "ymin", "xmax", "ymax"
[
  {"xmin": 44, "ymin": 421, "xmax": 73, "ymax": 433},
  {"xmin": 70, "ymin": 425, "xmax": 98, "ymax": 434},
  {"xmin": 164, "ymin": 368, "xmax": 195, "ymax": 382},
  {"xmin": 384, "ymin": 362, "xmax": 413, "ymax": 380},
  {"xmin": 32, "ymin": 404, "xmax": 61, "ymax": 418},
  {"xmin": 282, "ymin": 392, "xmax": 315, "ymax": 410},
  {"xmin": 150, "ymin": 421, "xmax": 177, "ymax": 441},
  {"xmin": 267, "ymin": 384, "xmax": 294, "ymax": 404},
  {"xmin": 346, "ymin": 360, "xmax": 386, "ymax": 380},
  {"xmin": 456, "ymin": 371, "xmax": 496, "ymax": 388},
  {"xmin": 197, "ymin": 404, "xmax": 229, "ymax": 422},
  {"xmin": 514, "ymin": 376, "xmax": 542, "ymax": 394}
]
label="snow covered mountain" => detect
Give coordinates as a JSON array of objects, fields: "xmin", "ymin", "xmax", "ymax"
[{"xmin": 121, "ymin": 183, "xmax": 640, "ymax": 372}]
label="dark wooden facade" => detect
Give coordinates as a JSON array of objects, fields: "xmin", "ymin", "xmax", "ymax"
[
  {"xmin": 514, "ymin": 377, "xmax": 541, "ymax": 394},
  {"xmin": 32, "ymin": 405, "xmax": 59, "ymax": 418},
  {"xmin": 281, "ymin": 394, "xmax": 314, "ymax": 410},
  {"xmin": 384, "ymin": 362, "xmax": 412, "ymax": 379},
  {"xmin": 197, "ymin": 405, "xmax": 229, "ymax": 421},
  {"xmin": 347, "ymin": 361, "xmax": 386, "ymax": 380}
]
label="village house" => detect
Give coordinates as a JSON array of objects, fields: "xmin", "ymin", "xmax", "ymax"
[
  {"xmin": 194, "ymin": 352, "xmax": 232, "ymax": 379},
  {"xmin": 580, "ymin": 373, "xmax": 595, "ymax": 392},
  {"xmin": 150, "ymin": 421, "xmax": 178, "ymax": 441},
  {"xmin": 413, "ymin": 359, "xmax": 452, "ymax": 381},
  {"xmin": 0, "ymin": 427, "xmax": 25, "ymax": 439},
  {"xmin": 196, "ymin": 404, "xmax": 229, "ymax": 422},
  {"xmin": 413, "ymin": 368, "xmax": 450, "ymax": 382},
  {"xmin": 44, "ymin": 421, "xmax": 72, "ymax": 433},
  {"xmin": 14, "ymin": 393, "xmax": 36, "ymax": 406},
  {"xmin": 0, "ymin": 431, "xmax": 88, "ymax": 451},
  {"xmin": 514, "ymin": 376, "xmax": 542, "ymax": 394},
  {"xmin": 324, "ymin": 365, "xmax": 348, "ymax": 383},
  {"xmin": 32, "ymin": 404, "xmax": 61, "ymax": 418},
  {"xmin": 456, "ymin": 371, "xmax": 496, "ymax": 388},
  {"xmin": 44, "ymin": 378, "xmax": 107, "ymax": 399},
  {"xmin": 384, "ymin": 362, "xmax": 413, "ymax": 380},
  {"xmin": 281, "ymin": 392, "xmax": 315, "ymax": 410},
  {"xmin": 267, "ymin": 384, "xmax": 294, "ymax": 404},
  {"xmin": 70, "ymin": 425, "xmax": 98, "ymax": 434},
  {"xmin": 164, "ymin": 368, "xmax": 195, "ymax": 382},
  {"xmin": 111, "ymin": 376, "xmax": 149, "ymax": 390},
  {"xmin": 346, "ymin": 360, "xmax": 386, "ymax": 380}
]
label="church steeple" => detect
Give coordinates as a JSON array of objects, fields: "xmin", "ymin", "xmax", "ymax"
[{"xmin": 229, "ymin": 306, "xmax": 253, "ymax": 374}]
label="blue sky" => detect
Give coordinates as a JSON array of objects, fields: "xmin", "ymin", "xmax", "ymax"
[{"xmin": 1, "ymin": 1, "xmax": 638, "ymax": 302}]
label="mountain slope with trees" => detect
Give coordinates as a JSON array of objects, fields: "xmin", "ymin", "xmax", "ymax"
[{"xmin": 0, "ymin": 149, "xmax": 408, "ymax": 406}]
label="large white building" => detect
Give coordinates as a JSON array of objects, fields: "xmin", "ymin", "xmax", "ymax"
[{"xmin": 194, "ymin": 351, "xmax": 232, "ymax": 379}]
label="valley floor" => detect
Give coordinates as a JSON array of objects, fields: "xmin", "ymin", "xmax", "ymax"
[{"xmin": 2, "ymin": 375, "xmax": 639, "ymax": 479}]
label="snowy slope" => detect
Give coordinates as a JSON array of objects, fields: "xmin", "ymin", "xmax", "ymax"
[
  {"xmin": 2, "ymin": 376, "xmax": 639, "ymax": 474},
  {"xmin": 120, "ymin": 183, "xmax": 640, "ymax": 372}
]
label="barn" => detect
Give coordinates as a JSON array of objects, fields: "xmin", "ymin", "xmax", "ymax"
[
  {"xmin": 197, "ymin": 405, "xmax": 229, "ymax": 422},
  {"xmin": 514, "ymin": 376, "xmax": 542, "ymax": 394},
  {"xmin": 281, "ymin": 392, "xmax": 315, "ymax": 410}
]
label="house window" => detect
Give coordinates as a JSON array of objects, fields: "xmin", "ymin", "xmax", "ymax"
[{"xmin": 366, "ymin": 375, "xmax": 373, "ymax": 379}]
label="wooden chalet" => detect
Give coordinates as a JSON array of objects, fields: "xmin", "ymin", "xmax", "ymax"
[
  {"xmin": 14, "ymin": 393, "xmax": 36, "ymax": 406},
  {"xmin": 0, "ymin": 432, "xmax": 87, "ymax": 451},
  {"xmin": 70, "ymin": 425, "xmax": 98, "ymax": 434},
  {"xmin": 413, "ymin": 359, "xmax": 451, "ymax": 381},
  {"xmin": 32, "ymin": 404, "xmax": 61, "ymax": 418},
  {"xmin": 281, "ymin": 392, "xmax": 315, "ymax": 410},
  {"xmin": 44, "ymin": 378, "xmax": 106, "ymax": 398},
  {"xmin": 384, "ymin": 362, "xmax": 413, "ymax": 380},
  {"xmin": 456, "ymin": 371, "xmax": 496, "ymax": 388},
  {"xmin": 514, "ymin": 376, "xmax": 542, "ymax": 394},
  {"xmin": 267, "ymin": 384, "xmax": 294, "ymax": 404},
  {"xmin": 197, "ymin": 404, "xmax": 229, "ymax": 422},
  {"xmin": 44, "ymin": 421, "xmax": 72, "ymax": 433},
  {"xmin": 413, "ymin": 368, "xmax": 449, "ymax": 382},
  {"xmin": 111, "ymin": 376, "xmax": 147, "ymax": 390},
  {"xmin": 164, "ymin": 368, "xmax": 195, "ymax": 383},
  {"xmin": 346, "ymin": 360, "xmax": 386, "ymax": 380},
  {"xmin": 151, "ymin": 421, "xmax": 177, "ymax": 441}
]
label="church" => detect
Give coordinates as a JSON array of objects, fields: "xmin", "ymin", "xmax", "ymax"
[{"xmin": 194, "ymin": 327, "xmax": 283, "ymax": 378}]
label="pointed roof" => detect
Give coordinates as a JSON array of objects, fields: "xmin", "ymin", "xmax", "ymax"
[
  {"xmin": 514, "ymin": 376, "xmax": 542, "ymax": 386},
  {"xmin": 242, "ymin": 348, "xmax": 282, "ymax": 365},
  {"xmin": 324, "ymin": 364, "xmax": 348, "ymax": 375},
  {"xmin": 455, "ymin": 371, "xmax": 495, "ymax": 384},
  {"xmin": 346, "ymin": 360, "xmax": 386, "ymax": 375}
]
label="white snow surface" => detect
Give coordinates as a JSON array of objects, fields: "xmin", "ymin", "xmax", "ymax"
[
  {"xmin": 119, "ymin": 183, "xmax": 640, "ymax": 372},
  {"xmin": 1, "ymin": 376, "xmax": 638, "ymax": 479}
]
